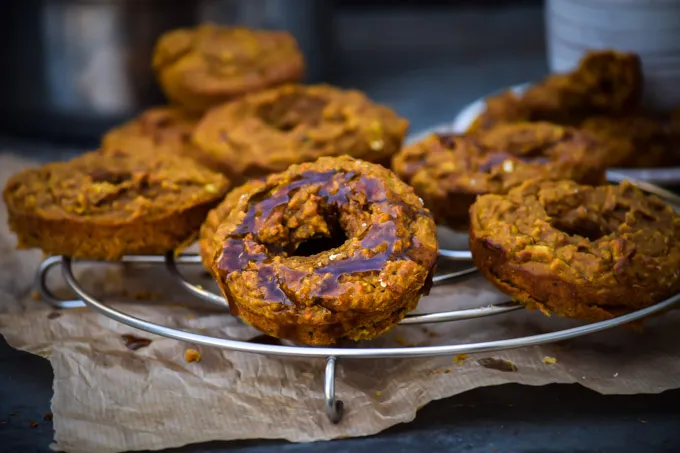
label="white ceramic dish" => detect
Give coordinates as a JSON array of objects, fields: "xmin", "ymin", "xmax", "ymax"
[{"xmin": 410, "ymin": 84, "xmax": 680, "ymax": 186}]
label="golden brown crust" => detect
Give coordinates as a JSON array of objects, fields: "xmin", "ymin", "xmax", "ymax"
[
  {"xmin": 392, "ymin": 122, "xmax": 607, "ymax": 229},
  {"xmin": 3, "ymin": 148, "xmax": 230, "ymax": 260},
  {"xmin": 204, "ymin": 156, "xmax": 438, "ymax": 345},
  {"xmin": 193, "ymin": 84, "xmax": 409, "ymax": 183},
  {"xmin": 153, "ymin": 24, "xmax": 305, "ymax": 113},
  {"xmin": 469, "ymin": 180, "xmax": 680, "ymax": 321},
  {"xmin": 469, "ymin": 50, "xmax": 643, "ymax": 133},
  {"xmin": 102, "ymin": 106, "xmax": 200, "ymax": 159}
]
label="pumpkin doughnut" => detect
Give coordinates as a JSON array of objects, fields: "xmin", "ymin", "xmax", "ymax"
[
  {"xmin": 469, "ymin": 50, "xmax": 642, "ymax": 132},
  {"xmin": 580, "ymin": 115, "xmax": 678, "ymax": 168},
  {"xmin": 469, "ymin": 179, "xmax": 680, "ymax": 321},
  {"xmin": 192, "ymin": 84, "xmax": 409, "ymax": 183},
  {"xmin": 153, "ymin": 24, "xmax": 305, "ymax": 113},
  {"xmin": 102, "ymin": 106, "xmax": 200, "ymax": 159},
  {"xmin": 392, "ymin": 122, "xmax": 607, "ymax": 229},
  {"xmin": 3, "ymin": 148, "xmax": 230, "ymax": 260},
  {"xmin": 201, "ymin": 156, "xmax": 438, "ymax": 345}
]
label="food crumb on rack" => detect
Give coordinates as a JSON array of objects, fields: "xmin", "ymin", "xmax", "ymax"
[
  {"xmin": 395, "ymin": 336, "xmax": 407, "ymax": 346},
  {"xmin": 185, "ymin": 348, "xmax": 201, "ymax": 363},
  {"xmin": 31, "ymin": 290, "xmax": 42, "ymax": 301},
  {"xmin": 543, "ymin": 356, "xmax": 557, "ymax": 365},
  {"xmin": 444, "ymin": 368, "xmax": 451, "ymax": 374},
  {"xmin": 453, "ymin": 353, "xmax": 469, "ymax": 366},
  {"xmin": 29, "ymin": 421, "xmax": 39, "ymax": 428}
]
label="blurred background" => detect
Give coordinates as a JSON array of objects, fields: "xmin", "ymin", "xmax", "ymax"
[{"xmin": 0, "ymin": 0, "xmax": 546, "ymax": 150}]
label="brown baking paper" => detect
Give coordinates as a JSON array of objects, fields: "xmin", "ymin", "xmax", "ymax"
[{"xmin": 1, "ymin": 153, "xmax": 680, "ymax": 453}]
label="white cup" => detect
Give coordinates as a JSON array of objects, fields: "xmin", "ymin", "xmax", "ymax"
[{"xmin": 545, "ymin": 0, "xmax": 680, "ymax": 112}]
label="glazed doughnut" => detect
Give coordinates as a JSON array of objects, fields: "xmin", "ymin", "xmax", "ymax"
[
  {"xmin": 192, "ymin": 84, "xmax": 409, "ymax": 183},
  {"xmin": 470, "ymin": 179, "xmax": 680, "ymax": 321},
  {"xmin": 3, "ymin": 148, "xmax": 230, "ymax": 260},
  {"xmin": 153, "ymin": 24, "xmax": 305, "ymax": 113},
  {"xmin": 200, "ymin": 156, "xmax": 438, "ymax": 345},
  {"xmin": 392, "ymin": 122, "xmax": 606, "ymax": 229}
]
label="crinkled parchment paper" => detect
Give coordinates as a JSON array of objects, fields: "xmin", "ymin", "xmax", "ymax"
[{"xmin": 1, "ymin": 153, "xmax": 679, "ymax": 453}]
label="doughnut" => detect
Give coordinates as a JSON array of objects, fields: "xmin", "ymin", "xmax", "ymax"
[
  {"xmin": 469, "ymin": 50, "xmax": 642, "ymax": 133},
  {"xmin": 152, "ymin": 24, "xmax": 305, "ymax": 113},
  {"xmin": 102, "ymin": 106, "xmax": 199, "ymax": 159},
  {"xmin": 3, "ymin": 148, "xmax": 230, "ymax": 260},
  {"xmin": 580, "ymin": 115, "xmax": 678, "ymax": 168},
  {"xmin": 192, "ymin": 84, "xmax": 409, "ymax": 183},
  {"xmin": 200, "ymin": 156, "xmax": 438, "ymax": 345},
  {"xmin": 392, "ymin": 122, "xmax": 607, "ymax": 229},
  {"xmin": 470, "ymin": 179, "xmax": 680, "ymax": 321}
]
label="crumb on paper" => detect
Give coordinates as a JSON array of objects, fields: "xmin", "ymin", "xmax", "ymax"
[
  {"xmin": 394, "ymin": 336, "xmax": 415, "ymax": 347},
  {"xmin": 121, "ymin": 334, "xmax": 152, "ymax": 351},
  {"xmin": 43, "ymin": 412, "xmax": 53, "ymax": 421},
  {"xmin": 29, "ymin": 421, "xmax": 39, "ymax": 428},
  {"xmin": 375, "ymin": 391, "xmax": 382, "ymax": 397},
  {"xmin": 444, "ymin": 369, "xmax": 451, "ymax": 374},
  {"xmin": 477, "ymin": 357, "xmax": 517, "ymax": 372},
  {"xmin": 185, "ymin": 349, "xmax": 201, "ymax": 363},
  {"xmin": 543, "ymin": 356, "xmax": 557, "ymax": 365},
  {"xmin": 31, "ymin": 290, "xmax": 42, "ymax": 301},
  {"xmin": 582, "ymin": 376, "xmax": 587, "ymax": 380},
  {"xmin": 430, "ymin": 368, "xmax": 442, "ymax": 375},
  {"xmin": 186, "ymin": 314, "xmax": 196, "ymax": 320},
  {"xmin": 453, "ymin": 354, "xmax": 469, "ymax": 366},
  {"xmin": 614, "ymin": 372, "xmax": 619, "ymax": 378},
  {"xmin": 47, "ymin": 311, "xmax": 62, "ymax": 320}
]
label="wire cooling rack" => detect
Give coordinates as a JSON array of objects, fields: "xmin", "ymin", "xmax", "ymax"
[{"xmin": 34, "ymin": 173, "xmax": 680, "ymax": 423}]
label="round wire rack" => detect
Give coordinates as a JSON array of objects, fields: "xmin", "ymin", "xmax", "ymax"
[{"xmin": 34, "ymin": 173, "xmax": 680, "ymax": 423}]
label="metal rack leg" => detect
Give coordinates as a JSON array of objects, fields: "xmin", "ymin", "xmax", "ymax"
[
  {"xmin": 324, "ymin": 356, "xmax": 344, "ymax": 424},
  {"xmin": 35, "ymin": 256, "xmax": 85, "ymax": 309}
]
